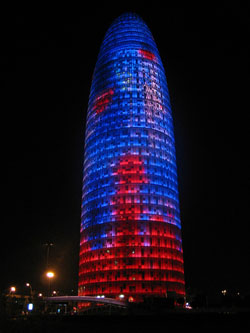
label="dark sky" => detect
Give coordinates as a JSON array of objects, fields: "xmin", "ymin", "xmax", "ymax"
[{"xmin": 2, "ymin": 3, "xmax": 249, "ymax": 296}]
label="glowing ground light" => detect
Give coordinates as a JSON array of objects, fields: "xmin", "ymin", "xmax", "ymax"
[{"xmin": 27, "ymin": 303, "xmax": 34, "ymax": 311}]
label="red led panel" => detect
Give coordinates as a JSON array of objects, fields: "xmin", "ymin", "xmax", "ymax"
[
  {"xmin": 79, "ymin": 154, "xmax": 185, "ymax": 301},
  {"xmin": 93, "ymin": 88, "xmax": 114, "ymax": 114},
  {"xmin": 139, "ymin": 49, "xmax": 156, "ymax": 61}
]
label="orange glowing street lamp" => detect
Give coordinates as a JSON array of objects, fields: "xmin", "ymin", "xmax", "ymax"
[
  {"xmin": 46, "ymin": 271, "xmax": 55, "ymax": 296},
  {"xmin": 46, "ymin": 271, "xmax": 55, "ymax": 279},
  {"xmin": 26, "ymin": 283, "xmax": 33, "ymax": 295},
  {"xmin": 10, "ymin": 286, "xmax": 16, "ymax": 293}
]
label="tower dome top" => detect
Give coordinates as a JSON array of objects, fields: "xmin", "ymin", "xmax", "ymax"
[
  {"xmin": 96, "ymin": 12, "xmax": 159, "ymax": 68},
  {"xmin": 104, "ymin": 12, "xmax": 152, "ymax": 39},
  {"xmin": 112, "ymin": 12, "xmax": 145, "ymax": 23}
]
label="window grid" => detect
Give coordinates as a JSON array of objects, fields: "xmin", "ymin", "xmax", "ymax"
[{"xmin": 79, "ymin": 13, "xmax": 185, "ymax": 301}]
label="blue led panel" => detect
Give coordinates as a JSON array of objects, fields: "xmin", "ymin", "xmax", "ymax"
[{"xmin": 79, "ymin": 13, "xmax": 185, "ymax": 302}]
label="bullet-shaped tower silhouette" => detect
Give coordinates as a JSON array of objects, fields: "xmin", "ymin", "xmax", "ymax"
[{"xmin": 79, "ymin": 13, "xmax": 185, "ymax": 301}]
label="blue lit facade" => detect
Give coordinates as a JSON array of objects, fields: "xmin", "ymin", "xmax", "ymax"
[{"xmin": 79, "ymin": 13, "xmax": 185, "ymax": 301}]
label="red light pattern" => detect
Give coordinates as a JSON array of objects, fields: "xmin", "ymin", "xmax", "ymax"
[
  {"xmin": 93, "ymin": 88, "xmax": 114, "ymax": 114},
  {"xmin": 112, "ymin": 154, "xmax": 147, "ymax": 220},
  {"xmin": 79, "ymin": 223, "xmax": 185, "ymax": 300},
  {"xmin": 139, "ymin": 49, "xmax": 156, "ymax": 61},
  {"xmin": 79, "ymin": 154, "xmax": 185, "ymax": 301}
]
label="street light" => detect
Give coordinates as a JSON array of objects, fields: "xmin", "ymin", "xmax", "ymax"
[
  {"xmin": 46, "ymin": 271, "xmax": 55, "ymax": 296},
  {"xmin": 46, "ymin": 272, "xmax": 55, "ymax": 279},
  {"xmin": 10, "ymin": 286, "xmax": 16, "ymax": 293},
  {"xmin": 26, "ymin": 283, "xmax": 33, "ymax": 296}
]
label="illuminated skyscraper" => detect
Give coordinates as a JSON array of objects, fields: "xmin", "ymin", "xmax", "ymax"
[{"xmin": 78, "ymin": 13, "xmax": 185, "ymax": 301}]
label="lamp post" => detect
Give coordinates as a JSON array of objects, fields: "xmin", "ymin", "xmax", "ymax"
[
  {"xmin": 46, "ymin": 271, "xmax": 55, "ymax": 296},
  {"xmin": 43, "ymin": 242, "xmax": 54, "ymax": 269},
  {"xmin": 10, "ymin": 286, "xmax": 16, "ymax": 296},
  {"xmin": 8, "ymin": 287, "xmax": 16, "ymax": 316},
  {"xmin": 26, "ymin": 283, "xmax": 33, "ymax": 296}
]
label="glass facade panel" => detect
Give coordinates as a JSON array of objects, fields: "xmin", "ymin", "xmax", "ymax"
[{"xmin": 79, "ymin": 13, "xmax": 185, "ymax": 301}]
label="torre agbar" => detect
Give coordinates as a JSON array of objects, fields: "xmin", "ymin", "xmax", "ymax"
[{"xmin": 79, "ymin": 13, "xmax": 185, "ymax": 301}]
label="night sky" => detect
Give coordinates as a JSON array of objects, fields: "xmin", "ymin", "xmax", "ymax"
[{"xmin": 2, "ymin": 4, "xmax": 249, "ymax": 296}]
